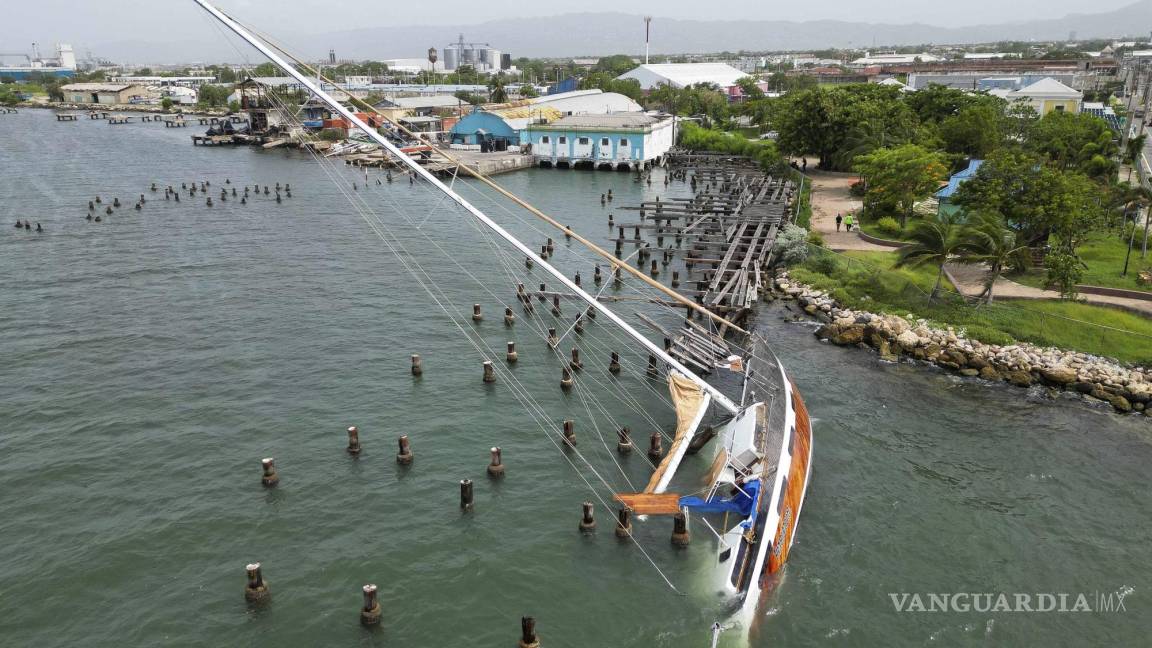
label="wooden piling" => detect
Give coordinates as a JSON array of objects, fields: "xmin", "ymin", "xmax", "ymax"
[
  {"xmin": 671, "ymin": 270, "xmax": 680, "ymax": 288},
  {"xmin": 506, "ymin": 341, "xmax": 518, "ymax": 363},
  {"xmin": 574, "ymin": 272, "xmax": 581, "ymax": 287},
  {"xmin": 593, "ymin": 265, "xmax": 602, "ymax": 284},
  {"xmin": 569, "ymin": 348, "xmax": 583, "ymax": 371},
  {"xmin": 360, "ymin": 584, "xmax": 382, "ymax": 626},
  {"xmin": 609, "ymin": 351, "xmax": 621, "ymax": 375},
  {"xmin": 648, "ymin": 432, "xmax": 663, "ymax": 461},
  {"xmin": 411, "ymin": 354, "xmax": 423, "ymax": 376},
  {"xmin": 460, "ymin": 478, "xmax": 474, "ymax": 511},
  {"xmin": 551, "ymin": 295, "xmax": 561, "ymax": 316},
  {"xmin": 518, "ymin": 616, "xmax": 540, "ymax": 648},
  {"xmin": 244, "ymin": 562, "xmax": 270, "ymax": 602},
  {"xmin": 579, "ymin": 502, "xmax": 596, "ymax": 533},
  {"xmin": 525, "ymin": 256, "xmax": 534, "ymax": 269},
  {"xmin": 346, "ymin": 426, "xmax": 361, "ymax": 455},
  {"xmin": 615, "ymin": 507, "xmax": 632, "ymax": 539},
  {"xmin": 562, "ymin": 420, "xmax": 576, "ymax": 447},
  {"xmin": 547, "ymin": 327, "xmax": 558, "ymax": 348},
  {"xmin": 617, "ymin": 427, "xmax": 633, "ymax": 454},
  {"xmin": 504, "ymin": 307, "xmax": 515, "ymax": 326},
  {"xmin": 396, "ymin": 435, "xmax": 414, "ymax": 465},
  {"xmin": 261, "ymin": 458, "xmax": 279, "ymax": 487},
  {"xmin": 472, "ymin": 304, "xmax": 483, "ymax": 322},
  {"xmin": 483, "ymin": 360, "xmax": 497, "ymax": 383},
  {"xmin": 487, "ymin": 447, "xmax": 505, "ymax": 478},
  {"xmin": 560, "ymin": 367, "xmax": 574, "ymax": 391},
  {"xmin": 573, "ymin": 318, "xmax": 584, "ymax": 334},
  {"xmin": 650, "ymin": 259, "xmax": 659, "ymax": 277},
  {"xmin": 671, "ymin": 512, "xmax": 690, "ymax": 547},
  {"xmin": 647, "ymin": 354, "xmax": 659, "ymax": 378}
]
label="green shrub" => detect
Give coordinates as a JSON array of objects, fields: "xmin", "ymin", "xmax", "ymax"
[
  {"xmin": 804, "ymin": 252, "xmax": 840, "ymax": 276},
  {"xmin": 317, "ymin": 128, "xmax": 344, "ymax": 142},
  {"xmin": 807, "ymin": 230, "xmax": 825, "ymax": 247},
  {"xmin": 962, "ymin": 325, "xmax": 1014, "ymax": 346},
  {"xmin": 875, "ymin": 217, "xmax": 903, "ymax": 238},
  {"xmin": 1045, "ymin": 252, "xmax": 1083, "ymax": 299}
]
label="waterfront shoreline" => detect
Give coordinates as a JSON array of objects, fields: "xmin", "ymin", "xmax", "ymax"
[
  {"xmin": 774, "ymin": 272, "xmax": 1152, "ymax": 416},
  {"xmin": 13, "ymin": 100, "xmax": 229, "ymax": 117}
]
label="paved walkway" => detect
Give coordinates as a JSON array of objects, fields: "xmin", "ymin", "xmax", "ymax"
[
  {"xmin": 945, "ymin": 263, "xmax": 1152, "ymax": 317},
  {"xmin": 803, "ymin": 168, "xmax": 892, "ymax": 252}
]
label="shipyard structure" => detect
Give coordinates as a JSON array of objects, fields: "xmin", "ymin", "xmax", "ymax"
[{"xmin": 0, "ymin": 43, "xmax": 76, "ymax": 80}]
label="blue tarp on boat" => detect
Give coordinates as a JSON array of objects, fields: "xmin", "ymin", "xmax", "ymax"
[{"xmin": 679, "ymin": 479, "xmax": 760, "ymax": 518}]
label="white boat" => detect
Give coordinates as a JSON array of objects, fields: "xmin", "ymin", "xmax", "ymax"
[{"xmin": 193, "ymin": 0, "xmax": 813, "ymax": 629}]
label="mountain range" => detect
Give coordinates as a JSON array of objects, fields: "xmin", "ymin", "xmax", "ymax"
[{"xmin": 97, "ymin": 1, "xmax": 1152, "ymax": 63}]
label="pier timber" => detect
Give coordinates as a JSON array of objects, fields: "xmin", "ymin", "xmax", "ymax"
[{"xmin": 617, "ymin": 150, "xmax": 799, "ymax": 371}]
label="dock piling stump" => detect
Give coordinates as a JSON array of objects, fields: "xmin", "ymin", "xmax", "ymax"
[
  {"xmin": 671, "ymin": 512, "xmax": 691, "ymax": 547},
  {"xmin": 411, "ymin": 354, "xmax": 423, "ymax": 376},
  {"xmin": 579, "ymin": 502, "xmax": 596, "ymax": 533},
  {"xmin": 472, "ymin": 304, "xmax": 483, "ymax": 322},
  {"xmin": 615, "ymin": 507, "xmax": 633, "ymax": 539},
  {"xmin": 648, "ymin": 432, "xmax": 663, "ymax": 461},
  {"xmin": 608, "ymin": 351, "xmax": 621, "ymax": 375},
  {"xmin": 560, "ymin": 367, "xmax": 574, "ymax": 391},
  {"xmin": 346, "ymin": 426, "xmax": 361, "ymax": 455},
  {"xmin": 617, "ymin": 427, "xmax": 633, "ymax": 454},
  {"xmin": 506, "ymin": 341, "xmax": 518, "ymax": 363},
  {"xmin": 487, "ymin": 447, "xmax": 505, "ymax": 478},
  {"xmin": 547, "ymin": 327, "xmax": 558, "ymax": 349},
  {"xmin": 260, "ymin": 458, "xmax": 279, "ymax": 487},
  {"xmin": 647, "ymin": 354, "xmax": 659, "ymax": 378},
  {"xmin": 460, "ymin": 479, "xmax": 474, "ymax": 511},
  {"xmin": 396, "ymin": 435, "xmax": 414, "ymax": 465},
  {"xmin": 562, "ymin": 420, "xmax": 576, "ymax": 447},
  {"xmin": 504, "ymin": 307, "xmax": 515, "ymax": 326},
  {"xmin": 244, "ymin": 562, "xmax": 270, "ymax": 602},
  {"xmin": 360, "ymin": 584, "xmax": 382, "ymax": 626},
  {"xmin": 518, "ymin": 616, "xmax": 540, "ymax": 648},
  {"xmin": 569, "ymin": 348, "xmax": 583, "ymax": 371},
  {"xmin": 482, "ymin": 360, "xmax": 497, "ymax": 383}
]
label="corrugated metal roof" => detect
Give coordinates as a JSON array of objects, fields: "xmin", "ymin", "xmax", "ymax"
[
  {"xmin": 536, "ymin": 113, "xmax": 666, "ymax": 129},
  {"xmin": 1009, "ymin": 77, "xmax": 1081, "ymax": 97},
  {"xmin": 616, "ymin": 63, "xmax": 746, "ymax": 90},
  {"xmin": 60, "ymin": 83, "xmax": 138, "ymax": 92},
  {"xmin": 936, "ymin": 159, "xmax": 984, "ymax": 199}
]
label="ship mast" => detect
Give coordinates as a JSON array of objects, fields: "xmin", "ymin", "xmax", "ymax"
[{"xmin": 192, "ymin": 0, "xmax": 740, "ymax": 414}]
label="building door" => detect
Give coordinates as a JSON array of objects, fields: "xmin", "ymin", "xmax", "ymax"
[
  {"xmin": 617, "ymin": 138, "xmax": 631, "ymax": 160},
  {"xmin": 598, "ymin": 137, "xmax": 612, "ymax": 160}
]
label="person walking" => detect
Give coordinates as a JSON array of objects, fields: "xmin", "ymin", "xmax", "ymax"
[
  {"xmin": 835, "ymin": 213, "xmax": 843, "ymax": 232},
  {"xmin": 844, "ymin": 213, "xmax": 854, "ymax": 232}
]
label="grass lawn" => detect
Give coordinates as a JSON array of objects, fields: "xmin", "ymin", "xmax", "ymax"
[
  {"xmin": 1011, "ymin": 235, "xmax": 1152, "ymax": 293},
  {"xmin": 791, "ymin": 248, "xmax": 1152, "ymax": 365},
  {"xmin": 857, "ymin": 219, "xmax": 912, "ymax": 242}
]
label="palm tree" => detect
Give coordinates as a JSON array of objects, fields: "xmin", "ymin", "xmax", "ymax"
[
  {"xmin": 488, "ymin": 76, "xmax": 508, "ymax": 104},
  {"xmin": 957, "ymin": 211, "xmax": 1031, "ymax": 304},
  {"xmin": 895, "ymin": 214, "xmax": 965, "ymax": 303}
]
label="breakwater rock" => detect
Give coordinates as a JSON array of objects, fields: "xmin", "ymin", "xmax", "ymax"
[{"xmin": 774, "ymin": 273, "xmax": 1152, "ymax": 416}]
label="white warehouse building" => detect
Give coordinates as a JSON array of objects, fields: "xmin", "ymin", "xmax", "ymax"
[{"xmin": 615, "ymin": 63, "xmax": 747, "ymax": 90}]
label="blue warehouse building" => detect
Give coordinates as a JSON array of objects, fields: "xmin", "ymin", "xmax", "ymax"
[{"xmin": 524, "ymin": 113, "xmax": 675, "ymax": 171}]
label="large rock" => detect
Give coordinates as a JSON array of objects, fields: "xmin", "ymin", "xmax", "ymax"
[
  {"xmin": 979, "ymin": 366, "xmax": 1002, "ymax": 381},
  {"xmin": 831, "ymin": 325, "xmax": 865, "ymax": 346},
  {"xmin": 966, "ymin": 356, "xmax": 990, "ymax": 370},
  {"xmin": 959, "ymin": 368, "xmax": 980, "ymax": 377},
  {"xmin": 896, "ymin": 330, "xmax": 920, "ymax": 350},
  {"xmin": 1006, "ymin": 371, "xmax": 1033, "ymax": 387},
  {"xmin": 1039, "ymin": 366, "xmax": 1078, "ymax": 386}
]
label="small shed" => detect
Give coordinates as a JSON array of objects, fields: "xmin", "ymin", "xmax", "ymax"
[{"xmin": 60, "ymin": 83, "xmax": 146, "ymax": 105}]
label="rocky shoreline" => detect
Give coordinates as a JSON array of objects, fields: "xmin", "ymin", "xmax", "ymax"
[
  {"xmin": 774, "ymin": 272, "xmax": 1152, "ymax": 416},
  {"xmin": 15, "ymin": 100, "xmax": 229, "ymax": 117}
]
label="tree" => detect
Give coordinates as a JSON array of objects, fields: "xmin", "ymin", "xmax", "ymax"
[
  {"xmin": 735, "ymin": 76, "xmax": 764, "ymax": 100},
  {"xmin": 1026, "ymin": 110, "xmax": 1117, "ymax": 179},
  {"xmin": 939, "ymin": 103, "xmax": 1003, "ymax": 158},
  {"xmin": 488, "ymin": 77, "xmax": 507, "ymax": 103},
  {"xmin": 160, "ymin": 97, "xmax": 173, "ymax": 111},
  {"xmin": 251, "ymin": 62, "xmax": 279, "ymax": 77},
  {"xmin": 592, "ymin": 54, "xmax": 637, "ymax": 76},
  {"xmin": 853, "ymin": 144, "xmax": 949, "ymax": 227},
  {"xmin": 957, "ymin": 211, "xmax": 1031, "ymax": 303},
  {"xmin": 518, "ymin": 84, "xmax": 539, "ymax": 98},
  {"xmin": 197, "ymin": 84, "xmax": 231, "ymax": 108},
  {"xmin": 579, "ymin": 72, "xmax": 642, "ymax": 101},
  {"xmin": 775, "ymin": 84, "xmax": 916, "ymax": 170},
  {"xmin": 895, "ymin": 214, "xmax": 966, "ymax": 302}
]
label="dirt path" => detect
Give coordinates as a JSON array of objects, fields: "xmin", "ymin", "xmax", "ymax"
[
  {"xmin": 945, "ymin": 263, "xmax": 1152, "ymax": 317},
  {"xmin": 803, "ymin": 169, "xmax": 892, "ymax": 252}
]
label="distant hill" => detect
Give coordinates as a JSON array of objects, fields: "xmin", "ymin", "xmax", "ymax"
[{"xmin": 96, "ymin": 1, "xmax": 1152, "ymax": 63}]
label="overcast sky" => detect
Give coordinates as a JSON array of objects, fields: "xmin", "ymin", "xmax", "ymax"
[{"xmin": 0, "ymin": 0, "xmax": 1139, "ymax": 59}]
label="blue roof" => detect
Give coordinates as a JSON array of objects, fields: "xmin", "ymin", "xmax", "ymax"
[{"xmin": 936, "ymin": 159, "xmax": 983, "ymax": 199}]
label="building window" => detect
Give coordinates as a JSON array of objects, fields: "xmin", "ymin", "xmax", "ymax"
[
  {"xmin": 578, "ymin": 137, "xmax": 589, "ymax": 145},
  {"xmin": 558, "ymin": 136, "xmax": 567, "ymax": 145},
  {"xmin": 601, "ymin": 137, "xmax": 610, "ymax": 146},
  {"xmin": 541, "ymin": 135, "xmax": 550, "ymax": 144},
  {"xmin": 1054, "ymin": 105, "xmax": 1065, "ymax": 112},
  {"xmin": 620, "ymin": 139, "xmax": 629, "ymax": 146}
]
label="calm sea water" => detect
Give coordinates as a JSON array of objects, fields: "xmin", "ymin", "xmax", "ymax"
[{"xmin": 1, "ymin": 109, "xmax": 1149, "ymax": 647}]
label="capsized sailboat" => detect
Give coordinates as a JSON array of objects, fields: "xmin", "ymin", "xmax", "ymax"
[{"xmin": 193, "ymin": 0, "xmax": 812, "ymax": 620}]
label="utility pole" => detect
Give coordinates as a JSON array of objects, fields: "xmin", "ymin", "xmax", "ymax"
[{"xmin": 644, "ymin": 17, "xmax": 652, "ymax": 65}]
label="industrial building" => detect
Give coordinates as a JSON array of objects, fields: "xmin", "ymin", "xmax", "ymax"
[
  {"xmin": 448, "ymin": 89, "xmax": 642, "ymax": 148},
  {"xmin": 524, "ymin": 112, "xmax": 675, "ymax": 171},
  {"xmin": 442, "ymin": 34, "xmax": 507, "ymax": 72},
  {"xmin": 60, "ymin": 83, "xmax": 146, "ymax": 105},
  {"xmin": 0, "ymin": 43, "xmax": 76, "ymax": 80},
  {"xmin": 615, "ymin": 63, "xmax": 746, "ymax": 91}
]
